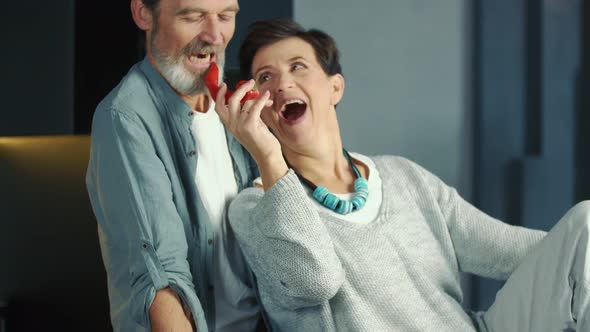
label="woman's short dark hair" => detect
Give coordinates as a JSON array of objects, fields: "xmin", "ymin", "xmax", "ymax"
[{"xmin": 239, "ymin": 18, "xmax": 342, "ymax": 80}]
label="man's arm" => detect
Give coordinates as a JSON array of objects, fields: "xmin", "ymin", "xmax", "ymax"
[
  {"xmin": 87, "ymin": 108, "xmax": 206, "ymax": 330},
  {"xmin": 150, "ymin": 288, "xmax": 195, "ymax": 331}
]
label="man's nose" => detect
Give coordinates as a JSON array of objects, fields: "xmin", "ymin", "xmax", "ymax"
[{"xmin": 199, "ymin": 16, "xmax": 223, "ymax": 45}]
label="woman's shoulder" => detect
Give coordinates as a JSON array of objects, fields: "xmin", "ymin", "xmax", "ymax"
[{"xmin": 365, "ymin": 154, "xmax": 427, "ymax": 175}]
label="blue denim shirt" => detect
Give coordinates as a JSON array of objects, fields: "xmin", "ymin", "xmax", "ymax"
[{"xmin": 86, "ymin": 57, "xmax": 258, "ymax": 331}]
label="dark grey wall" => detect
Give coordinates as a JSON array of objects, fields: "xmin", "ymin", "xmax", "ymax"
[
  {"xmin": 0, "ymin": 2, "xmax": 75, "ymax": 136},
  {"xmin": 226, "ymin": 0, "xmax": 293, "ymax": 69},
  {"xmin": 472, "ymin": 0, "xmax": 582, "ymax": 310},
  {"xmin": 0, "ymin": 136, "xmax": 110, "ymax": 331}
]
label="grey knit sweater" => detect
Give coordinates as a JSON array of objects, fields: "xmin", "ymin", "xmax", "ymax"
[{"xmin": 228, "ymin": 156, "xmax": 546, "ymax": 332}]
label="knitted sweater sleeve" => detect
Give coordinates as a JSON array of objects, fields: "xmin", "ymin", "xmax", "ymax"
[
  {"xmin": 403, "ymin": 158, "xmax": 547, "ymax": 280},
  {"xmin": 227, "ymin": 169, "xmax": 345, "ymax": 310}
]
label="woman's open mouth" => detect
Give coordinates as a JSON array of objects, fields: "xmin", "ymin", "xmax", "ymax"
[{"xmin": 279, "ymin": 100, "xmax": 307, "ymax": 124}]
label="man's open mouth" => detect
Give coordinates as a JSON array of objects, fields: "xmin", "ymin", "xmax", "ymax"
[{"xmin": 188, "ymin": 52, "xmax": 215, "ymax": 65}]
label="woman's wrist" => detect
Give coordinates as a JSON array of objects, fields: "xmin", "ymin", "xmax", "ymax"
[{"xmin": 256, "ymin": 152, "xmax": 289, "ymax": 191}]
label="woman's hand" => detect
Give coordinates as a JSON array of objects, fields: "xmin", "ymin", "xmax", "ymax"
[
  {"xmin": 214, "ymin": 79, "xmax": 278, "ymax": 162},
  {"xmin": 215, "ymin": 80, "xmax": 288, "ymax": 190}
]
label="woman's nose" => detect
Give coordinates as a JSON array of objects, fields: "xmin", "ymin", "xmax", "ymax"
[{"xmin": 275, "ymin": 74, "xmax": 294, "ymax": 94}]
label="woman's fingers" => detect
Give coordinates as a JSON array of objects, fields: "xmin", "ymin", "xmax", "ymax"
[
  {"xmin": 228, "ymin": 79, "xmax": 256, "ymax": 111},
  {"xmin": 245, "ymin": 90, "xmax": 272, "ymax": 121}
]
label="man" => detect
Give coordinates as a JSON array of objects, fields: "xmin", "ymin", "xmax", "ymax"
[{"xmin": 86, "ymin": 0, "xmax": 261, "ymax": 331}]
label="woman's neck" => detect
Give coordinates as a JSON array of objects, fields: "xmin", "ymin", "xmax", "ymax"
[{"xmin": 283, "ymin": 142, "xmax": 358, "ymax": 193}]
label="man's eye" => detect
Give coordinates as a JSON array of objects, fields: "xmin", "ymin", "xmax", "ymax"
[
  {"xmin": 219, "ymin": 12, "xmax": 235, "ymax": 22},
  {"xmin": 183, "ymin": 16, "xmax": 201, "ymax": 23}
]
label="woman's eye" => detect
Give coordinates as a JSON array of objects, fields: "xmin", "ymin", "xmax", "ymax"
[
  {"xmin": 258, "ymin": 73, "xmax": 271, "ymax": 83},
  {"xmin": 292, "ymin": 63, "xmax": 305, "ymax": 71}
]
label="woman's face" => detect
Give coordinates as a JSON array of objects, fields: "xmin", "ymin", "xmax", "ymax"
[{"xmin": 250, "ymin": 37, "xmax": 344, "ymax": 150}]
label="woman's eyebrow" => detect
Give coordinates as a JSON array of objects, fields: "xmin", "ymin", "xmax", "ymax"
[{"xmin": 253, "ymin": 65, "xmax": 272, "ymax": 78}]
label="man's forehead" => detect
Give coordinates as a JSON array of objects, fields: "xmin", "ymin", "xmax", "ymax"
[{"xmin": 161, "ymin": 0, "xmax": 239, "ymax": 12}]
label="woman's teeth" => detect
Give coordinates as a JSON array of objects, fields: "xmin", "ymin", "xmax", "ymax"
[{"xmin": 281, "ymin": 99, "xmax": 305, "ymax": 112}]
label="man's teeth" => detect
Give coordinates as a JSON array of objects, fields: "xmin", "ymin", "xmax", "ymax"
[{"xmin": 189, "ymin": 54, "xmax": 211, "ymax": 62}]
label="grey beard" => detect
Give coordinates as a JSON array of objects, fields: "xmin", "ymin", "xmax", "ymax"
[
  {"xmin": 150, "ymin": 37, "xmax": 225, "ymax": 97},
  {"xmin": 153, "ymin": 50, "xmax": 206, "ymax": 96}
]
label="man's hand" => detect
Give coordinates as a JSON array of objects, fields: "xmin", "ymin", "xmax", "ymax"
[{"xmin": 150, "ymin": 287, "xmax": 195, "ymax": 331}]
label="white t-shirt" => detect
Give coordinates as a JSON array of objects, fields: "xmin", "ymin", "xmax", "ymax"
[
  {"xmin": 306, "ymin": 152, "xmax": 382, "ymax": 224},
  {"xmin": 190, "ymin": 103, "xmax": 257, "ymax": 332}
]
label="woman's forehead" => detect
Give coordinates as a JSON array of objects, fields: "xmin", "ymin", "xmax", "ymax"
[{"xmin": 252, "ymin": 37, "xmax": 315, "ymax": 72}]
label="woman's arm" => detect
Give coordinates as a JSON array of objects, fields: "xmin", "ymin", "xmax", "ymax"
[
  {"xmin": 228, "ymin": 170, "xmax": 345, "ymax": 310},
  {"xmin": 407, "ymin": 158, "xmax": 546, "ymax": 280}
]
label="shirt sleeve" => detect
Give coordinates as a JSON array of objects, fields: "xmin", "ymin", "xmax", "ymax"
[
  {"xmin": 86, "ymin": 108, "xmax": 207, "ymax": 330},
  {"xmin": 407, "ymin": 159, "xmax": 547, "ymax": 280},
  {"xmin": 227, "ymin": 170, "xmax": 345, "ymax": 310}
]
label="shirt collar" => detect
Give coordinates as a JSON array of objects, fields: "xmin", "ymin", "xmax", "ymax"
[
  {"xmin": 139, "ymin": 56, "xmax": 193, "ymax": 124},
  {"xmin": 139, "ymin": 56, "xmax": 248, "ymax": 177}
]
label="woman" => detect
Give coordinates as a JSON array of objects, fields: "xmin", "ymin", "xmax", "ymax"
[{"xmin": 214, "ymin": 18, "xmax": 590, "ymax": 331}]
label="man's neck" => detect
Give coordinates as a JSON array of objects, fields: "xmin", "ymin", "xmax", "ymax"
[{"xmin": 182, "ymin": 93, "xmax": 210, "ymax": 113}]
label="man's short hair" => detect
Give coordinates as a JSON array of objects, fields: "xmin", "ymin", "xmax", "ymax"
[
  {"xmin": 141, "ymin": 0, "xmax": 160, "ymax": 13},
  {"xmin": 239, "ymin": 18, "xmax": 343, "ymax": 80}
]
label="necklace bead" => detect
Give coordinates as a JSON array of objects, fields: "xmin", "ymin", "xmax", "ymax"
[{"xmin": 298, "ymin": 149, "xmax": 369, "ymax": 215}]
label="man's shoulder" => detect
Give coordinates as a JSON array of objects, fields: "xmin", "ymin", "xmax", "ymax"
[{"xmin": 96, "ymin": 62, "xmax": 157, "ymax": 117}]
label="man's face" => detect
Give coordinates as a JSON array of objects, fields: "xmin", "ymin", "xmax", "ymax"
[{"xmin": 148, "ymin": 0, "xmax": 238, "ymax": 96}]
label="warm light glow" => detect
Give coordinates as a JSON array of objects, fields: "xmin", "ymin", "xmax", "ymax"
[
  {"xmin": 0, "ymin": 135, "xmax": 91, "ymax": 178},
  {"xmin": 0, "ymin": 135, "xmax": 89, "ymax": 148}
]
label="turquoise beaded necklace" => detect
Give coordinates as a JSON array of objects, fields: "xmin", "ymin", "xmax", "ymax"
[{"xmin": 290, "ymin": 149, "xmax": 369, "ymax": 215}]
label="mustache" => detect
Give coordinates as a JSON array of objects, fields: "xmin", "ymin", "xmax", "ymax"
[{"xmin": 183, "ymin": 40, "xmax": 223, "ymax": 56}]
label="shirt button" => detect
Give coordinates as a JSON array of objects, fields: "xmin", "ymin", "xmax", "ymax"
[
  {"xmin": 208, "ymin": 239, "xmax": 213, "ymax": 245},
  {"xmin": 188, "ymin": 111, "xmax": 194, "ymax": 116},
  {"xmin": 188, "ymin": 150, "xmax": 196, "ymax": 157}
]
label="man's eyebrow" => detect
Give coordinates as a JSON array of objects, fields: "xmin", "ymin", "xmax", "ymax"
[{"xmin": 175, "ymin": 5, "xmax": 240, "ymax": 16}]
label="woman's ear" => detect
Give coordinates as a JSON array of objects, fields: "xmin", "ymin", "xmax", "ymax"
[
  {"xmin": 330, "ymin": 73, "xmax": 345, "ymax": 106},
  {"xmin": 131, "ymin": 0, "xmax": 154, "ymax": 31}
]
